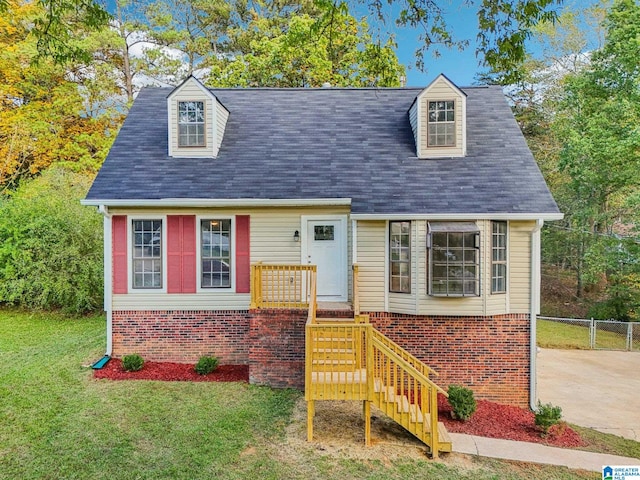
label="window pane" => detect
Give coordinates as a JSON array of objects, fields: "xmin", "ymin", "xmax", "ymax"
[
  {"xmin": 491, "ymin": 221, "xmax": 507, "ymax": 294},
  {"xmin": 132, "ymin": 220, "xmax": 162, "ymax": 289},
  {"xmin": 389, "ymin": 221, "xmax": 410, "ymax": 293},
  {"xmin": 201, "ymin": 219, "xmax": 231, "ymax": 288},
  {"xmin": 429, "ymin": 230, "xmax": 479, "ymax": 297},
  {"xmin": 178, "ymin": 101, "xmax": 205, "ymax": 147}
]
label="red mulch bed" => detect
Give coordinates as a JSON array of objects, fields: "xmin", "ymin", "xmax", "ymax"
[
  {"xmin": 93, "ymin": 359, "xmax": 248, "ymax": 382},
  {"xmin": 437, "ymin": 394, "xmax": 586, "ymax": 448},
  {"xmin": 94, "ymin": 361, "xmax": 584, "ymax": 448}
]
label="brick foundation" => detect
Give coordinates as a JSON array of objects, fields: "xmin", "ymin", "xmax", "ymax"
[
  {"xmin": 112, "ymin": 310, "xmax": 251, "ymax": 364},
  {"xmin": 111, "ymin": 309, "xmax": 530, "ymax": 406},
  {"xmin": 367, "ymin": 312, "xmax": 531, "ymax": 407}
]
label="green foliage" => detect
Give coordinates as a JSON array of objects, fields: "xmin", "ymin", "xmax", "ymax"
[
  {"xmin": 535, "ymin": 401, "xmax": 562, "ymax": 433},
  {"xmin": 0, "ymin": 168, "xmax": 103, "ymax": 313},
  {"xmin": 122, "ymin": 354, "xmax": 144, "ymax": 372},
  {"xmin": 206, "ymin": 6, "xmax": 405, "ymax": 88},
  {"xmin": 447, "ymin": 385, "xmax": 477, "ymax": 421},
  {"xmin": 0, "ymin": 1, "xmax": 120, "ymax": 190},
  {"xmin": 194, "ymin": 355, "xmax": 219, "ymax": 375}
]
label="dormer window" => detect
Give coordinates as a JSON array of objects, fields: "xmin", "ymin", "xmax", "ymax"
[
  {"xmin": 428, "ymin": 101, "xmax": 455, "ymax": 147},
  {"xmin": 178, "ymin": 101, "xmax": 205, "ymax": 147},
  {"xmin": 409, "ymin": 74, "xmax": 466, "ymax": 158}
]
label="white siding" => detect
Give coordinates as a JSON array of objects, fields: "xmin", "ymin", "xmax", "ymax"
[{"xmin": 356, "ymin": 221, "xmax": 386, "ymax": 311}]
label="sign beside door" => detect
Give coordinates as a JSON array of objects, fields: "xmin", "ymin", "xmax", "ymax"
[{"xmin": 301, "ymin": 215, "xmax": 347, "ymax": 301}]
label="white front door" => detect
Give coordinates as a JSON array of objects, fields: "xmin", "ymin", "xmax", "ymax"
[{"xmin": 302, "ymin": 216, "xmax": 347, "ymax": 301}]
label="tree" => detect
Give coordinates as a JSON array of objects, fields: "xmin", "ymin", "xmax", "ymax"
[
  {"xmin": 33, "ymin": 0, "xmax": 566, "ymax": 80},
  {"xmin": 0, "ymin": 0, "xmax": 118, "ymax": 191},
  {"xmin": 0, "ymin": 168, "xmax": 103, "ymax": 313},
  {"xmin": 206, "ymin": 6, "xmax": 405, "ymax": 87},
  {"xmin": 550, "ymin": 0, "xmax": 640, "ymax": 311}
]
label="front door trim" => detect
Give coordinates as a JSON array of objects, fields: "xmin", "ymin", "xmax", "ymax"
[{"xmin": 301, "ymin": 214, "xmax": 348, "ymax": 301}]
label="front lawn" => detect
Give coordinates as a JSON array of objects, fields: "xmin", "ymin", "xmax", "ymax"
[{"xmin": 0, "ymin": 309, "xmax": 602, "ymax": 479}]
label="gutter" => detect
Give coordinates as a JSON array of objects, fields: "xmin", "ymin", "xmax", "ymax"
[
  {"xmin": 98, "ymin": 205, "xmax": 113, "ymax": 358},
  {"xmin": 81, "ymin": 197, "xmax": 352, "ymax": 208},
  {"xmin": 529, "ymin": 219, "xmax": 544, "ymax": 411}
]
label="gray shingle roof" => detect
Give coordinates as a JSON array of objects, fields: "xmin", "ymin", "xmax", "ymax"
[{"xmin": 86, "ymin": 85, "xmax": 560, "ymax": 216}]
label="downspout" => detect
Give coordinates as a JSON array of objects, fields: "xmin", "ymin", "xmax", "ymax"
[
  {"xmin": 529, "ymin": 219, "xmax": 544, "ymax": 411},
  {"xmin": 98, "ymin": 205, "xmax": 113, "ymax": 357}
]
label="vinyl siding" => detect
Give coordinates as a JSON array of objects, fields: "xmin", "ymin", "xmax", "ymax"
[
  {"xmin": 169, "ymin": 81, "xmax": 216, "ymax": 157},
  {"xmin": 110, "ymin": 206, "xmax": 350, "ymax": 310},
  {"xmin": 355, "ymin": 221, "xmax": 386, "ymax": 311},
  {"xmin": 509, "ymin": 221, "xmax": 534, "ymax": 313},
  {"xmin": 416, "ymin": 76, "xmax": 465, "ymax": 158},
  {"xmin": 216, "ymin": 101, "xmax": 229, "ymax": 152}
]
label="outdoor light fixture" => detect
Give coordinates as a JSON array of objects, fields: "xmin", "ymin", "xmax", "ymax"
[{"xmin": 293, "ymin": 230, "xmax": 300, "ymax": 242}]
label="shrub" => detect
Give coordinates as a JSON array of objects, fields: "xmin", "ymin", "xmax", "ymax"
[
  {"xmin": 122, "ymin": 354, "xmax": 144, "ymax": 372},
  {"xmin": 0, "ymin": 168, "xmax": 103, "ymax": 313},
  {"xmin": 447, "ymin": 385, "xmax": 477, "ymax": 421},
  {"xmin": 194, "ymin": 356, "xmax": 219, "ymax": 375},
  {"xmin": 535, "ymin": 401, "xmax": 562, "ymax": 434}
]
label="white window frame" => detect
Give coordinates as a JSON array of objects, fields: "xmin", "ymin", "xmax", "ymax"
[
  {"xmin": 427, "ymin": 100, "xmax": 456, "ymax": 147},
  {"xmin": 428, "ymin": 222, "xmax": 480, "ymax": 297},
  {"xmin": 127, "ymin": 215, "xmax": 167, "ymax": 293},
  {"xmin": 389, "ymin": 220, "xmax": 411, "ymax": 294},
  {"xmin": 491, "ymin": 221, "xmax": 508, "ymax": 294},
  {"xmin": 196, "ymin": 215, "xmax": 235, "ymax": 293},
  {"xmin": 178, "ymin": 100, "xmax": 206, "ymax": 148}
]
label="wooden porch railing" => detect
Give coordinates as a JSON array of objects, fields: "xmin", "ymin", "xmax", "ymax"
[
  {"xmin": 370, "ymin": 331, "xmax": 448, "ymax": 457},
  {"xmin": 305, "ymin": 316, "xmax": 450, "ymax": 458},
  {"xmin": 250, "ymin": 263, "xmax": 317, "ymax": 309}
]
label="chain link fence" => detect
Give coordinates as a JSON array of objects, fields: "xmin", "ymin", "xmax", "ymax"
[{"xmin": 538, "ymin": 316, "xmax": 640, "ymax": 351}]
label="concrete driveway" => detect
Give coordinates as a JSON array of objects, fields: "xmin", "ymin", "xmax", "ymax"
[{"xmin": 537, "ymin": 348, "xmax": 640, "ymax": 441}]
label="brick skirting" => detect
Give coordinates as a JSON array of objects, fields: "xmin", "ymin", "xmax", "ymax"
[
  {"xmin": 111, "ymin": 309, "xmax": 530, "ymax": 406},
  {"xmin": 368, "ymin": 312, "xmax": 531, "ymax": 407},
  {"xmin": 111, "ymin": 310, "xmax": 251, "ymax": 364}
]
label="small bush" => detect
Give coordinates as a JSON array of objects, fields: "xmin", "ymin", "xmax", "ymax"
[
  {"xmin": 194, "ymin": 356, "xmax": 219, "ymax": 375},
  {"xmin": 447, "ymin": 385, "xmax": 477, "ymax": 421},
  {"xmin": 535, "ymin": 401, "xmax": 562, "ymax": 434},
  {"xmin": 122, "ymin": 354, "xmax": 144, "ymax": 372}
]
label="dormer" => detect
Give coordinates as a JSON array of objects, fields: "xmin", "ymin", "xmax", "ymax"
[
  {"xmin": 167, "ymin": 76, "xmax": 229, "ymax": 158},
  {"xmin": 409, "ymin": 74, "xmax": 467, "ymax": 158}
]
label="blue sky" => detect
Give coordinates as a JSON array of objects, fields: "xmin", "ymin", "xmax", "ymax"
[
  {"xmin": 392, "ymin": 3, "xmax": 482, "ymax": 87},
  {"xmin": 391, "ymin": 0, "xmax": 600, "ymax": 87}
]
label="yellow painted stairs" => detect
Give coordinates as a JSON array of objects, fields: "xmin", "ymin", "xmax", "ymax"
[
  {"xmin": 250, "ymin": 262, "xmax": 452, "ymax": 458},
  {"xmin": 304, "ymin": 272, "xmax": 452, "ymax": 458}
]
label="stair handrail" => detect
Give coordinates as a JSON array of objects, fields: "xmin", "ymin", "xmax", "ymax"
[
  {"xmin": 370, "ymin": 328, "xmax": 440, "ymax": 379},
  {"xmin": 370, "ymin": 332, "xmax": 447, "ymax": 458},
  {"xmin": 307, "ymin": 270, "xmax": 317, "ymax": 324},
  {"xmin": 370, "ymin": 335, "xmax": 447, "ymax": 396}
]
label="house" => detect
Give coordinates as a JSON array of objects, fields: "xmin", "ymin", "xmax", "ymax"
[{"xmin": 83, "ymin": 75, "xmax": 561, "ymax": 416}]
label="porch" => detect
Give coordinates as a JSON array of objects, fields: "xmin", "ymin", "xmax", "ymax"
[{"xmin": 250, "ymin": 263, "xmax": 452, "ymax": 459}]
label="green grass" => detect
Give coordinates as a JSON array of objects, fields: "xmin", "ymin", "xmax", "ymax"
[
  {"xmin": 572, "ymin": 425, "xmax": 640, "ymax": 459},
  {"xmin": 0, "ymin": 309, "xmax": 613, "ymax": 479},
  {"xmin": 537, "ymin": 319, "xmax": 629, "ymax": 350}
]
